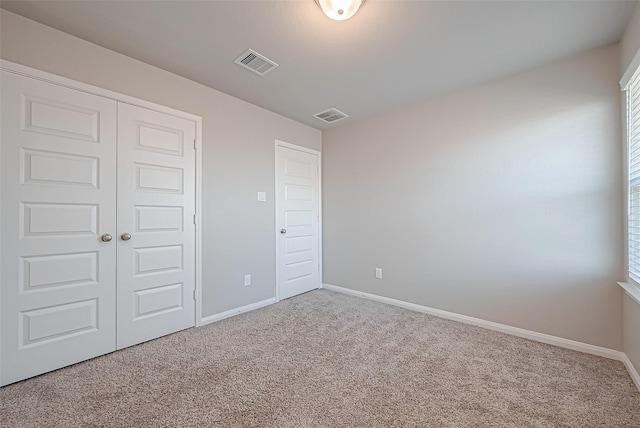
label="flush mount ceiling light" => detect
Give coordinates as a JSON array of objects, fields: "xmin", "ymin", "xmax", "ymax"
[{"xmin": 315, "ymin": 0, "xmax": 366, "ymax": 21}]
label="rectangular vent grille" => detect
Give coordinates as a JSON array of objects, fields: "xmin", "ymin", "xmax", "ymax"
[
  {"xmin": 234, "ymin": 49, "xmax": 278, "ymax": 76},
  {"xmin": 313, "ymin": 108, "xmax": 349, "ymax": 124}
]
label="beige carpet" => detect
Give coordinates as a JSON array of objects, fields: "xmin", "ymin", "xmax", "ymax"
[{"xmin": 1, "ymin": 289, "xmax": 639, "ymax": 427}]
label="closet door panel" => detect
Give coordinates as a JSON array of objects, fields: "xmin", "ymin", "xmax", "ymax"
[
  {"xmin": 116, "ymin": 103, "xmax": 196, "ymax": 349},
  {"xmin": 0, "ymin": 72, "xmax": 117, "ymax": 386}
]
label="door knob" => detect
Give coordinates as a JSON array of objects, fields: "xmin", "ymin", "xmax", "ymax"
[
  {"xmin": 280, "ymin": 228, "xmax": 287, "ymax": 234},
  {"xmin": 121, "ymin": 233, "xmax": 132, "ymax": 241},
  {"xmin": 101, "ymin": 234, "xmax": 113, "ymax": 242}
]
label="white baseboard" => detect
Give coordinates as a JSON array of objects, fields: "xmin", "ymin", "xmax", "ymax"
[
  {"xmin": 199, "ymin": 297, "xmax": 276, "ymax": 326},
  {"xmin": 322, "ymin": 283, "xmax": 623, "ymax": 361},
  {"xmin": 622, "ymin": 354, "xmax": 640, "ymax": 392}
]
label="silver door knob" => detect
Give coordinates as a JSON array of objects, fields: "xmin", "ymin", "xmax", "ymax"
[
  {"xmin": 121, "ymin": 233, "xmax": 132, "ymax": 241},
  {"xmin": 280, "ymin": 228, "xmax": 287, "ymax": 234},
  {"xmin": 101, "ymin": 234, "xmax": 113, "ymax": 242}
]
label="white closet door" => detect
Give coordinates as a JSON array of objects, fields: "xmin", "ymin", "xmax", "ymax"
[
  {"xmin": 116, "ymin": 103, "xmax": 196, "ymax": 349},
  {"xmin": 276, "ymin": 144, "xmax": 321, "ymax": 300},
  {"xmin": 0, "ymin": 72, "xmax": 117, "ymax": 386}
]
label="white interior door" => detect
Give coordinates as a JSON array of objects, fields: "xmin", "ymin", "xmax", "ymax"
[
  {"xmin": 0, "ymin": 72, "xmax": 117, "ymax": 386},
  {"xmin": 116, "ymin": 103, "xmax": 196, "ymax": 349},
  {"xmin": 276, "ymin": 143, "xmax": 321, "ymax": 300}
]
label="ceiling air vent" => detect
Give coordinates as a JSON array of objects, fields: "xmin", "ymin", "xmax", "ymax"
[
  {"xmin": 234, "ymin": 49, "xmax": 278, "ymax": 76},
  {"xmin": 313, "ymin": 108, "xmax": 349, "ymax": 124}
]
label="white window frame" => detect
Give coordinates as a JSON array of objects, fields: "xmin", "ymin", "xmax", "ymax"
[{"xmin": 623, "ymin": 50, "xmax": 640, "ymax": 286}]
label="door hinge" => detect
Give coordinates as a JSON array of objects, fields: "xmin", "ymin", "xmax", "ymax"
[
  {"xmin": 193, "ymin": 214, "xmax": 197, "ymax": 225},
  {"xmin": 193, "ymin": 289, "xmax": 196, "ymax": 300},
  {"xmin": 194, "ymin": 139, "xmax": 197, "ymax": 150}
]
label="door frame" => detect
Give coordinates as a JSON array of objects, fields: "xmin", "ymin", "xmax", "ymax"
[
  {"xmin": 0, "ymin": 60, "xmax": 205, "ymax": 338},
  {"xmin": 274, "ymin": 140, "xmax": 322, "ymax": 302}
]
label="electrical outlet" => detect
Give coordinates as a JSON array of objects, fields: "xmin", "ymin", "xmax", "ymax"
[
  {"xmin": 244, "ymin": 274, "xmax": 251, "ymax": 286},
  {"xmin": 257, "ymin": 192, "xmax": 266, "ymax": 202},
  {"xmin": 375, "ymin": 268, "xmax": 382, "ymax": 279}
]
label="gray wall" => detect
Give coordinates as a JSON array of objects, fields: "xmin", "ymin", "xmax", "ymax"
[
  {"xmin": 624, "ymin": 294, "xmax": 640, "ymax": 373},
  {"xmin": 621, "ymin": 2, "xmax": 640, "ymax": 73},
  {"xmin": 621, "ymin": 0, "xmax": 640, "ymax": 378},
  {"xmin": 323, "ymin": 45, "xmax": 623, "ymax": 350},
  {"xmin": 0, "ymin": 9, "xmax": 322, "ymax": 318}
]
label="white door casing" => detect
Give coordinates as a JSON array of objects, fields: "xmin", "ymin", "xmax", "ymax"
[
  {"xmin": 116, "ymin": 103, "xmax": 196, "ymax": 349},
  {"xmin": 276, "ymin": 142, "xmax": 321, "ymax": 300},
  {"xmin": 0, "ymin": 71, "xmax": 118, "ymax": 385}
]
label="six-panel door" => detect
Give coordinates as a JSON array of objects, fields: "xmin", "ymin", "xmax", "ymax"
[{"xmin": 0, "ymin": 72, "xmax": 118, "ymax": 385}]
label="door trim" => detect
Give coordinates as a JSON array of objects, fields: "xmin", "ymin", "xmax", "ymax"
[
  {"xmin": 274, "ymin": 140, "xmax": 322, "ymax": 302},
  {"xmin": 0, "ymin": 60, "xmax": 205, "ymax": 335}
]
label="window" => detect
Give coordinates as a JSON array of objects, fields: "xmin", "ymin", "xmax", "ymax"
[{"xmin": 626, "ymin": 62, "xmax": 640, "ymax": 282}]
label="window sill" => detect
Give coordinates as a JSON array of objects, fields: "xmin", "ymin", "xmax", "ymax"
[{"xmin": 618, "ymin": 281, "xmax": 640, "ymax": 306}]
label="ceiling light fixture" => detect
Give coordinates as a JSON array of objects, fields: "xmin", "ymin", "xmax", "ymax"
[{"xmin": 314, "ymin": 0, "xmax": 366, "ymax": 21}]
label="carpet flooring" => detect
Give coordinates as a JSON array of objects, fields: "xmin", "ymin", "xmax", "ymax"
[{"xmin": 1, "ymin": 289, "xmax": 639, "ymax": 427}]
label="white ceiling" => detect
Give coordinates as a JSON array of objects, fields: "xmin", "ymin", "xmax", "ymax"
[{"xmin": 1, "ymin": 0, "xmax": 637, "ymax": 130}]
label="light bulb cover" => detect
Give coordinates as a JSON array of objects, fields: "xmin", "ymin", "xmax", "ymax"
[{"xmin": 315, "ymin": 0, "xmax": 366, "ymax": 21}]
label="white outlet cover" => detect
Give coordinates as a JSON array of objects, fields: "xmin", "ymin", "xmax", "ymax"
[
  {"xmin": 375, "ymin": 268, "xmax": 383, "ymax": 279},
  {"xmin": 257, "ymin": 192, "xmax": 266, "ymax": 202},
  {"xmin": 244, "ymin": 274, "xmax": 251, "ymax": 286}
]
